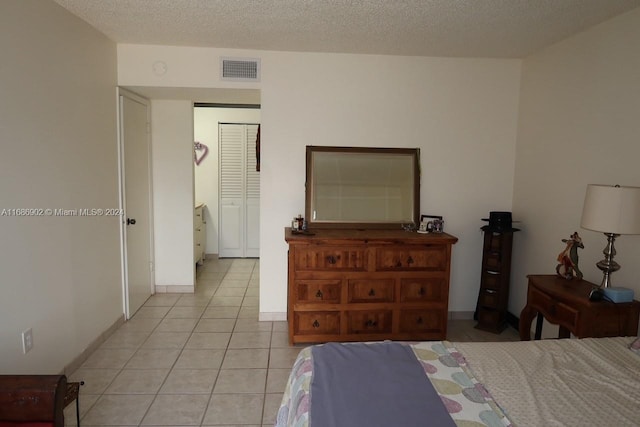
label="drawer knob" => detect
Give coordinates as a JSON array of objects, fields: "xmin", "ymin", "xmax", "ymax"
[
  {"xmin": 418, "ymin": 287, "xmax": 425, "ymax": 296},
  {"xmin": 312, "ymin": 320, "xmax": 320, "ymax": 328},
  {"xmin": 327, "ymin": 255, "xmax": 337, "ymax": 264},
  {"xmin": 368, "ymin": 288, "xmax": 376, "ymax": 297},
  {"xmin": 407, "ymin": 256, "xmax": 414, "ymax": 265},
  {"xmin": 315, "ymin": 290, "xmax": 324, "ymax": 299},
  {"xmin": 416, "ymin": 316, "xmax": 423, "ymax": 324},
  {"xmin": 365, "ymin": 319, "xmax": 378, "ymax": 327}
]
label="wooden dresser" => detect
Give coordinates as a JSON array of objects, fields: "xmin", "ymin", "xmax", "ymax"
[{"xmin": 285, "ymin": 228, "xmax": 458, "ymax": 344}]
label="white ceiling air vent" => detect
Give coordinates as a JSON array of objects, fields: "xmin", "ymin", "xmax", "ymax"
[{"xmin": 220, "ymin": 57, "xmax": 261, "ymax": 82}]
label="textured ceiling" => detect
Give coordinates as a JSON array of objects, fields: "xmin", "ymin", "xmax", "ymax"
[{"xmin": 54, "ymin": 0, "xmax": 640, "ymax": 58}]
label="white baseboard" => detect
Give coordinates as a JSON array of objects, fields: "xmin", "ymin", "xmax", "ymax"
[
  {"xmin": 259, "ymin": 312, "xmax": 287, "ymax": 322},
  {"xmin": 155, "ymin": 285, "xmax": 195, "ymax": 293}
]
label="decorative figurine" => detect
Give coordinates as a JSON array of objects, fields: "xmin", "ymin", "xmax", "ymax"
[{"xmin": 556, "ymin": 232, "xmax": 584, "ymax": 280}]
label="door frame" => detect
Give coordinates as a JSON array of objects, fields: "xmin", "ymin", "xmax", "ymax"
[{"xmin": 117, "ymin": 88, "xmax": 155, "ymax": 319}]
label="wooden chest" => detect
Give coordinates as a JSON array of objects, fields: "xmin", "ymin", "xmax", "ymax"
[{"xmin": 285, "ymin": 228, "xmax": 458, "ymax": 344}]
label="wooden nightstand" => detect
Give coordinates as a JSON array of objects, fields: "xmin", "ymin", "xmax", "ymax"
[{"xmin": 519, "ymin": 275, "xmax": 640, "ymax": 340}]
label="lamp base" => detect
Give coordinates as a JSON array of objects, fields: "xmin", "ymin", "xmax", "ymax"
[{"xmin": 596, "ymin": 232, "xmax": 620, "ymax": 288}]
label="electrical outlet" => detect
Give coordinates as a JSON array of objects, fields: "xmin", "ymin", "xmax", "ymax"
[{"xmin": 22, "ymin": 328, "xmax": 33, "ymax": 354}]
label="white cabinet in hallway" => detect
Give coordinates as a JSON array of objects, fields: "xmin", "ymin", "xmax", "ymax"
[{"xmin": 195, "ymin": 203, "xmax": 206, "ymax": 265}]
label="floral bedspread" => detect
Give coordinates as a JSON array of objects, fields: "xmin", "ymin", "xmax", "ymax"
[{"xmin": 275, "ymin": 341, "xmax": 514, "ymax": 427}]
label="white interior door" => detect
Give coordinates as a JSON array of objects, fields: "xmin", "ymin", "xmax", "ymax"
[
  {"xmin": 219, "ymin": 123, "xmax": 260, "ymax": 258},
  {"xmin": 119, "ymin": 90, "xmax": 153, "ymax": 317}
]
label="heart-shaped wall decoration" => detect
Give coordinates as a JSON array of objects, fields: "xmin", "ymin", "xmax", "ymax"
[{"xmin": 194, "ymin": 141, "xmax": 209, "ymax": 166}]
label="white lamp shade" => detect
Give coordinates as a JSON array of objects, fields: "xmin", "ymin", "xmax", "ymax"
[{"xmin": 581, "ymin": 184, "xmax": 640, "ymax": 235}]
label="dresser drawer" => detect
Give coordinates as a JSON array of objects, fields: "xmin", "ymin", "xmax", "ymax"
[
  {"xmin": 530, "ymin": 287, "xmax": 579, "ymax": 329},
  {"xmin": 295, "ymin": 280, "xmax": 341, "ymax": 304},
  {"xmin": 346, "ymin": 311, "xmax": 392, "ymax": 334},
  {"xmin": 399, "ymin": 278, "xmax": 446, "ymax": 302},
  {"xmin": 376, "ymin": 246, "xmax": 447, "ymax": 271},
  {"xmin": 294, "ymin": 247, "xmax": 367, "ymax": 271},
  {"xmin": 483, "ymin": 253, "xmax": 502, "ymax": 270},
  {"xmin": 347, "ymin": 279, "xmax": 394, "ymax": 303},
  {"xmin": 293, "ymin": 312, "xmax": 340, "ymax": 335},
  {"xmin": 398, "ymin": 309, "xmax": 444, "ymax": 333}
]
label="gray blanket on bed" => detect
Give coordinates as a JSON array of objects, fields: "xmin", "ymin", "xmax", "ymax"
[{"xmin": 310, "ymin": 342, "xmax": 456, "ymax": 427}]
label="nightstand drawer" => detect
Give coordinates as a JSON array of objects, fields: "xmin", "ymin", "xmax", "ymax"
[
  {"xmin": 477, "ymin": 288, "xmax": 501, "ymax": 309},
  {"xmin": 530, "ymin": 287, "xmax": 579, "ymax": 330}
]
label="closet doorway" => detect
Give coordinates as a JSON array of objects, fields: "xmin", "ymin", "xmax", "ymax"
[{"xmin": 219, "ymin": 123, "xmax": 260, "ymax": 258}]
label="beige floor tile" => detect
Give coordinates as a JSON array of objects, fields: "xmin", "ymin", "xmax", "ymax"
[
  {"xmin": 104, "ymin": 368, "xmax": 169, "ymax": 394},
  {"xmin": 165, "ymin": 305, "xmax": 206, "ymax": 318},
  {"xmin": 159, "ymin": 368, "xmax": 218, "ymax": 394},
  {"xmin": 272, "ymin": 321, "xmax": 288, "ymax": 332},
  {"xmin": 156, "ymin": 317, "xmax": 199, "ymax": 332},
  {"xmin": 213, "ymin": 369, "xmax": 266, "ymax": 394},
  {"xmin": 132, "ymin": 306, "xmax": 172, "ymax": 318},
  {"xmin": 195, "ymin": 318, "xmax": 236, "ymax": 333},
  {"xmin": 143, "ymin": 294, "xmax": 181, "ymax": 307},
  {"xmin": 185, "ymin": 332, "xmax": 231, "ymax": 349},
  {"xmin": 119, "ymin": 316, "xmax": 162, "ymax": 332},
  {"xmin": 241, "ymin": 296, "xmax": 259, "ymax": 307},
  {"xmin": 174, "ymin": 349, "xmax": 226, "ymax": 369},
  {"xmin": 263, "ymin": 393, "xmax": 283, "ymax": 425},
  {"xmin": 209, "ymin": 296, "xmax": 244, "ymax": 307},
  {"xmin": 81, "ymin": 348, "xmax": 136, "ymax": 369},
  {"xmin": 214, "ymin": 287, "xmax": 247, "ymax": 297},
  {"xmin": 82, "ymin": 394, "xmax": 154, "ymax": 426},
  {"xmin": 217, "ymin": 280, "xmax": 250, "ymax": 288},
  {"xmin": 268, "ymin": 348, "xmax": 302, "ymax": 369},
  {"xmin": 228, "ymin": 331, "xmax": 271, "ymax": 349},
  {"xmin": 141, "ymin": 394, "xmax": 209, "ymax": 425},
  {"xmin": 222, "ymin": 349, "xmax": 269, "ymax": 369},
  {"xmin": 100, "ymin": 330, "xmax": 150, "ymax": 349},
  {"xmin": 67, "ymin": 368, "xmax": 119, "ymax": 394},
  {"xmin": 142, "ymin": 331, "xmax": 191, "ymax": 349},
  {"xmin": 202, "ymin": 306, "xmax": 240, "ymax": 318},
  {"xmin": 175, "ymin": 294, "xmax": 212, "ymax": 306},
  {"xmin": 125, "ymin": 348, "xmax": 181, "ymax": 369},
  {"xmin": 265, "ymin": 369, "xmax": 291, "ymax": 393},
  {"xmin": 270, "ymin": 332, "xmax": 289, "ymax": 348},
  {"xmin": 245, "ymin": 287, "xmax": 259, "ymax": 297},
  {"xmin": 238, "ymin": 306, "xmax": 259, "ymax": 319},
  {"xmin": 203, "ymin": 394, "xmax": 264, "ymax": 425},
  {"xmin": 234, "ymin": 319, "xmax": 272, "ymax": 333}
]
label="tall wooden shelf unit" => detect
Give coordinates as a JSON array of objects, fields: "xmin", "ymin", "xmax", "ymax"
[
  {"xmin": 474, "ymin": 229, "xmax": 514, "ymax": 333},
  {"xmin": 285, "ymin": 228, "xmax": 458, "ymax": 344}
]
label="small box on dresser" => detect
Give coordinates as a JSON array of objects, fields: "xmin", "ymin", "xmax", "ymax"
[{"xmin": 285, "ymin": 228, "xmax": 458, "ymax": 344}]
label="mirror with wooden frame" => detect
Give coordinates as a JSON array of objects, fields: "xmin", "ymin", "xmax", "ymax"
[{"xmin": 305, "ymin": 146, "xmax": 420, "ymax": 229}]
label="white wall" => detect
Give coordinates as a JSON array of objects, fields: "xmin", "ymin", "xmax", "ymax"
[
  {"xmin": 0, "ymin": 0, "xmax": 121, "ymax": 373},
  {"xmin": 119, "ymin": 45, "xmax": 522, "ymax": 319},
  {"xmin": 511, "ymin": 7, "xmax": 640, "ymax": 328},
  {"xmin": 194, "ymin": 107, "xmax": 262, "ymax": 255},
  {"xmin": 151, "ymin": 100, "xmax": 196, "ymax": 291}
]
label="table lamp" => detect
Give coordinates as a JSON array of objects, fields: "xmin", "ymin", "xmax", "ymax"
[{"xmin": 580, "ymin": 184, "xmax": 640, "ymax": 288}]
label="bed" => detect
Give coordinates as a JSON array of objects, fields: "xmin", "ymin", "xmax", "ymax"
[{"xmin": 275, "ymin": 337, "xmax": 640, "ymax": 426}]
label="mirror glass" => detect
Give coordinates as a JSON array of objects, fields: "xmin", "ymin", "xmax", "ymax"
[{"xmin": 305, "ymin": 146, "xmax": 420, "ymax": 228}]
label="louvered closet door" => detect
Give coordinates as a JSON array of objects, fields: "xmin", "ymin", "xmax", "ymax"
[{"xmin": 219, "ymin": 123, "xmax": 260, "ymax": 258}]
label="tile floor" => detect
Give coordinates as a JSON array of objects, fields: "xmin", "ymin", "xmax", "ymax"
[{"xmin": 66, "ymin": 257, "xmax": 519, "ymax": 426}]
